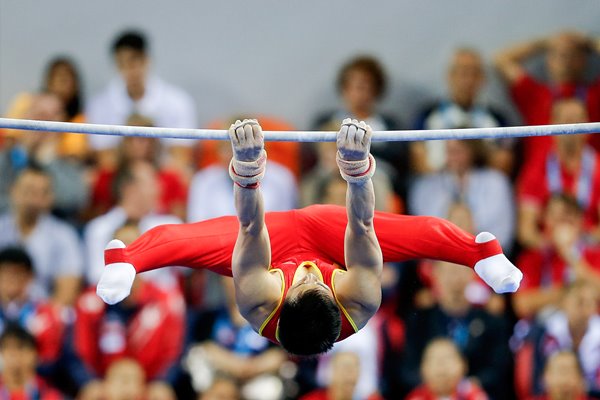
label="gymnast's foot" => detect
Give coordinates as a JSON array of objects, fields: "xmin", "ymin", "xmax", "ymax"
[
  {"xmin": 96, "ymin": 239, "xmax": 137, "ymax": 304},
  {"xmin": 473, "ymin": 232, "xmax": 523, "ymax": 293}
]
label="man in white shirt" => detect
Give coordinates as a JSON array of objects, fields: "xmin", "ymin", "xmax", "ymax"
[
  {"xmin": 0, "ymin": 166, "xmax": 83, "ymax": 305},
  {"xmin": 86, "ymin": 30, "xmax": 198, "ymax": 154},
  {"xmin": 84, "ymin": 161, "xmax": 180, "ymax": 287}
]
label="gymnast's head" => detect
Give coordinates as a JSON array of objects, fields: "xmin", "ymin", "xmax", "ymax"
[{"xmin": 277, "ymin": 273, "xmax": 341, "ymax": 356}]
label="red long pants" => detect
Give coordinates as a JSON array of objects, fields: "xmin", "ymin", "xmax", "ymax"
[{"xmin": 105, "ymin": 205, "xmax": 502, "ymax": 275}]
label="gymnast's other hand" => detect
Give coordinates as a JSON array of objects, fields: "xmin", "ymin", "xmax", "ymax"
[
  {"xmin": 229, "ymin": 119, "xmax": 264, "ymax": 162},
  {"xmin": 337, "ymin": 118, "xmax": 372, "ymax": 161}
]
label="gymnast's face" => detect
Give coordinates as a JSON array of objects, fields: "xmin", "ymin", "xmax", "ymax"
[{"xmin": 287, "ymin": 273, "xmax": 333, "ymax": 300}]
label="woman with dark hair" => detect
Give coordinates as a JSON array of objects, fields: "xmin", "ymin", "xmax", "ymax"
[
  {"xmin": 43, "ymin": 57, "xmax": 83, "ymax": 122},
  {"xmin": 5, "ymin": 56, "xmax": 84, "ymax": 123},
  {"xmin": 309, "ymin": 55, "xmax": 410, "ymax": 201},
  {"xmin": 3, "ymin": 56, "xmax": 88, "ymax": 160}
]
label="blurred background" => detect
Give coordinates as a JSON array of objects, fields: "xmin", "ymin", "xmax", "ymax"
[{"xmin": 2, "ymin": 1, "xmax": 600, "ymax": 399}]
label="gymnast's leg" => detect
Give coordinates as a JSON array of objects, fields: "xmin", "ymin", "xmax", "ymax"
[{"xmin": 298, "ymin": 206, "xmax": 522, "ymax": 293}]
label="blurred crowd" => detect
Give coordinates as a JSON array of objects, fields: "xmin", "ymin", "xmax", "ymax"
[{"xmin": 2, "ymin": 29, "xmax": 600, "ymax": 400}]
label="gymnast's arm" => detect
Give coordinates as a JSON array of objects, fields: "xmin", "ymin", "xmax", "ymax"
[
  {"xmin": 332, "ymin": 120, "xmax": 383, "ymax": 329},
  {"xmin": 228, "ymin": 120, "xmax": 282, "ymax": 328}
]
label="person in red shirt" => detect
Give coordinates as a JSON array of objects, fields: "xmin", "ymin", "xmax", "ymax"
[
  {"xmin": 0, "ymin": 325, "xmax": 64, "ymax": 400},
  {"xmin": 97, "ymin": 119, "xmax": 522, "ymax": 357},
  {"xmin": 90, "ymin": 113, "xmax": 187, "ymax": 220},
  {"xmin": 495, "ymin": 31, "xmax": 600, "ymax": 160},
  {"xmin": 513, "ymin": 194, "xmax": 600, "ymax": 318},
  {"xmin": 72, "ymin": 278, "xmax": 185, "ymax": 384},
  {"xmin": 406, "ymin": 338, "xmax": 488, "ymax": 400},
  {"xmin": 529, "ymin": 351, "xmax": 591, "ymax": 400},
  {"xmin": 517, "ymin": 98, "xmax": 600, "ymax": 250}
]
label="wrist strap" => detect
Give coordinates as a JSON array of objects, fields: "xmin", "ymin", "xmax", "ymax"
[
  {"xmin": 229, "ymin": 150, "xmax": 267, "ymax": 188},
  {"xmin": 336, "ymin": 153, "xmax": 376, "ymax": 183}
]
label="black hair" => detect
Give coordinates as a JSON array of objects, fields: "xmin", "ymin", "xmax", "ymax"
[
  {"xmin": 277, "ymin": 288, "xmax": 341, "ymax": 356},
  {"xmin": 0, "ymin": 324, "xmax": 37, "ymax": 350},
  {"xmin": 337, "ymin": 55, "xmax": 387, "ymax": 99},
  {"xmin": 112, "ymin": 30, "xmax": 147, "ymax": 54},
  {"xmin": 0, "ymin": 247, "xmax": 34, "ymax": 274},
  {"xmin": 43, "ymin": 56, "xmax": 82, "ymax": 119}
]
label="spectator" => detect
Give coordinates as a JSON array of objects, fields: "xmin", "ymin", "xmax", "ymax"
[
  {"xmin": 0, "ymin": 324, "xmax": 64, "ymax": 399},
  {"xmin": 302, "ymin": 351, "xmax": 382, "ymax": 400},
  {"xmin": 198, "ymin": 376, "xmax": 241, "ymax": 400},
  {"xmin": 84, "ymin": 161, "xmax": 181, "ymax": 288},
  {"xmin": 401, "ymin": 260, "xmax": 511, "ymax": 399},
  {"xmin": 409, "ymin": 138, "xmax": 515, "ymax": 252},
  {"xmin": 188, "ymin": 136, "xmax": 297, "ymax": 222},
  {"xmin": 310, "ymin": 56, "xmax": 409, "ymax": 198},
  {"xmin": 0, "ymin": 247, "xmax": 36, "ymax": 330},
  {"xmin": 4, "ymin": 57, "xmax": 88, "ymax": 161},
  {"xmin": 86, "ymin": 30, "xmax": 197, "ymax": 174},
  {"xmin": 185, "ymin": 277, "xmax": 287, "ymax": 400},
  {"xmin": 494, "ymin": 31, "xmax": 600, "ymax": 160},
  {"xmin": 90, "ymin": 113, "xmax": 188, "ymax": 220},
  {"xmin": 513, "ymin": 194, "xmax": 600, "ymax": 318},
  {"xmin": 103, "ymin": 359, "xmax": 146, "ymax": 400},
  {"xmin": 411, "ymin": 48, "xmax": 512, "ymax": 176},
  {"xmin": 1, "ymin": 93, "xmax": 89, "ymax": 219},
  {"xmin": 530, "ymin": 351, "xmax": 591, "ymax": 400},
  {"xmin": 312, "ymin": 324, "xmax": 383, "ymax": 400},
  {"xmin": 517, "ymin": 98, "xmax": 600, "ymax": 250},
  {"xmin": 517, "ymin": 281, "xmax": 600, "ymax": 397},
  {"xmin": 0, "ymin": 165, "xmax": 83, "ymax": 305},
  {"xmin": 6, "ymin": 57, "xmax": 84, "ymax": 123},
  {"xmin": 70, "ymin": 274, "xmax": 185, "ymax": 388},
  {"xmin": 406, "ymin": 338, "xmax": 488, "ymax": 400},
  {"xmin": 0, "ymin": 247, "xmax": 66, "ymax": 367}
]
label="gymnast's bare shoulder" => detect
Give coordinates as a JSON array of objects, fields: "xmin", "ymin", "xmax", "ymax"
[{"xmin": 232, "ymin": 265, "xmax": 282, "ymax": 331}]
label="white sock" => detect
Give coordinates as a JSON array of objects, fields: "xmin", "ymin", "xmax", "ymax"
[
  {"xmin": 473, "ymin": 232, "xmax": 523, "ymax": 294},
  {"xmin": 96, "ymin": 239, "xmax": 137, "ymax": 305}
]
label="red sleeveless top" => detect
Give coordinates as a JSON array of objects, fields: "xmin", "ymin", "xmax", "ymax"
[{"xmin": 258, "ymin": 258, "xmax": 358, "ymax": 344}]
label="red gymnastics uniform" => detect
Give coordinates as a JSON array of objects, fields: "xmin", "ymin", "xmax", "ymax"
[{"xmin": 104, "ymin": 205, "xmax": 503, "ymax": 343}]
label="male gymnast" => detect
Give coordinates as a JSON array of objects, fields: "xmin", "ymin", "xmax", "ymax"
[{"xmin": 97, "ymin": 118, "xmax": 522, "ymax": 356}]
